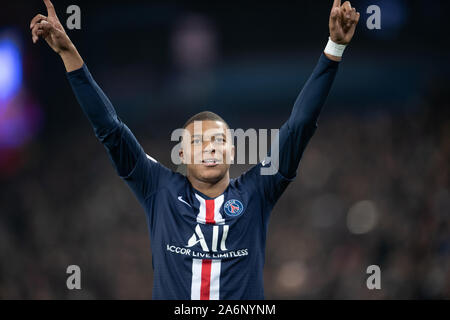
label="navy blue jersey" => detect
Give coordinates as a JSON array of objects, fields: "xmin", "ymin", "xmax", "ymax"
[{"xmin": 66, "ymin": 53, "xmax": 339, "ymax": 299}]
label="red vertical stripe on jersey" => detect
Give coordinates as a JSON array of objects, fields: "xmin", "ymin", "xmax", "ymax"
[
  {"xmin": 200, "ymin": 259, "xmax": 212, "ymax": 300},
  {"xmin": 205, "ymin": 199, "xmax": 215, "ymax": 224}
]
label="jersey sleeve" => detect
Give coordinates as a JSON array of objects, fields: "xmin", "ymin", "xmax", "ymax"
[
  {"xmin": 66, "ymin": 64, "xmax": 170, "ymax": 205},
  {"xmin": 238, "ymin": 53, "xmax": 339, "ymax": 218}
]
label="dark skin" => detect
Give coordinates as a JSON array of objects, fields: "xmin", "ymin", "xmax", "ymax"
[
  {"xmin": 326, "ymin": 0, "xmax": 360, "ymax": 61},
  {"xmin": 179, "ymin": 120, "xmax": 235, "ymax": 198},
  {"xmin": 31, "ymin": 0, "xmax": 360, "ymax": 197}
]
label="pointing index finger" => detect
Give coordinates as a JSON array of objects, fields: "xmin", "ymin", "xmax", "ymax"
[
  {"xmin": 43, "ymin": 0, "xmax": 57, "ymax": 17},
  {"xmin": 333, "ymin": 0, "xmax": 341, "ymax": 8}
]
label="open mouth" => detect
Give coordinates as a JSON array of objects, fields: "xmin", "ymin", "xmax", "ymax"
[{"xmin": 202, "ymin": 158, "xmax": 220, "ymax": 167}]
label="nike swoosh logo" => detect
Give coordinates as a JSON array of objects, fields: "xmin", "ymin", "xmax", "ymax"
[{"xmin": 178, "ymin": 196, "xmax": 192, "ymax": 208}]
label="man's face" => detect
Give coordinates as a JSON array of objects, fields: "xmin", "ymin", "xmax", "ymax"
[{"xmin": 180, "ymin": 120, "xmax": 235, "ymax": 183}]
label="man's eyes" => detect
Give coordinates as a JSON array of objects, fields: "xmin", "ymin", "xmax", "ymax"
[{"xmin": 191, "ymin": 136, "xmax": 225, "ymax": 144}]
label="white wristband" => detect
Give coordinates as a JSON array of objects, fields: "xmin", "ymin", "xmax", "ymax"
[{"xmin": 324, "ymin": 37, "xmax": 347, "ymax": 58}]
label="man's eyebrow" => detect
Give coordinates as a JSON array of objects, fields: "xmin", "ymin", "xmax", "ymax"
[
  {"xmin": 209, "ymin": 132, "xmax": 226, "ymax": 137},
  {"xmin": 214, "ymin": 133, "xmax": 226, "ymax": 139},
  {"xmin": 191, "ymin": 133, "xmax": 225, "ymax": 138}
]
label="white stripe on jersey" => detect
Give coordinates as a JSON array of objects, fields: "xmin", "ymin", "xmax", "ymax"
[
  {"xmin": 191, "ymin": 259, "xmax": 203, "ymax": 300},
  {"xmin": 194, "ymin": 194, "xmax": 225, "ymax": 225},
  {"xmin": 209, "ymin": 259, "xmax": 221, "ymax": 300},
  {"xmin": 190, "ymin": 259, "xmax": 221, "ymax": 300}
]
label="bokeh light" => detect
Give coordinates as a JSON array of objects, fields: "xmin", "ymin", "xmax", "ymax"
[{"xmin": 0, "ymin": 38, "xmax": 22, "ymax": 103}]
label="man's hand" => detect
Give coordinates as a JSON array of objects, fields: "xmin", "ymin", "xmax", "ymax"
[
  {"xmin": 30, "ymin": 0, "xmax": 83, "ymax": 72},
  {"xmin": 30, "ymin": 0, "xmax": 72, "ymax": 53},
  {"xmin": 329, "ymin": 0, "xmax": 360, "ymax": 45}
]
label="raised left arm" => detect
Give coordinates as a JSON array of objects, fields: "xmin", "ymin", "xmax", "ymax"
[
  {"xmin": 234, "ymin": 1, "xmax": 360, "ymax": 211},
  {"xmin": 275, "ymin": 0, "xmax": 360, "ymax": 179}
]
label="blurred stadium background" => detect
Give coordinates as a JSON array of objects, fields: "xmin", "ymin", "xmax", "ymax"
[{"xmin": 0, "ymin": 0, "xmax": 449, "ymax": 299}]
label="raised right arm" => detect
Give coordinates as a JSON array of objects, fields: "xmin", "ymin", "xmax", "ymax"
[{"xmin": 31, "ymin": 0, "xmax": 167, "ymax": 203}]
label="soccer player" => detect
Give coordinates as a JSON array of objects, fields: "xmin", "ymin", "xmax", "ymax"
[{"xmin": 31, "ymin": 0, "xmax": 359, "ymax": 299}]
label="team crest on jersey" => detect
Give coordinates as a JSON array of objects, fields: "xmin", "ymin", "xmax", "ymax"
[{"xmin": 224, "ymin": 199, "xmax": 244, "ymax": 217}]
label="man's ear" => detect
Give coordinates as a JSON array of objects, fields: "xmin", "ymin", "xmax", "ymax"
[{"xmin": 179, "ymin": 148, "xmax": 185, "ymax": 164}]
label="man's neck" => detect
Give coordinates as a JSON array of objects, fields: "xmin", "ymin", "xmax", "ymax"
[{"xmin": 187, "ymin": 172, "xmax": 230, "ymax": 198}]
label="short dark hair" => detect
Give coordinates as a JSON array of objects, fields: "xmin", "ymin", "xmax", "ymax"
[
  {"xmin": 182, "ymin": 111, "xmax": 229, "ymax": 129},
  {"xmin": 178, "ymin": 111, "xmax": 230, "ymax": 176}
]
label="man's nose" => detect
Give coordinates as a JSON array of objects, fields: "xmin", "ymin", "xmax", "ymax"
[{"xmin": 203, "ymin": 140, "xmax": 215, "ymax": 153}]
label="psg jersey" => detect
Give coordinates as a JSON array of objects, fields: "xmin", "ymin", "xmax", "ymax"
[
  {"xmin": 132, "ymin": 156, "xmax": 291, "ymax": 299},
  {"xmin": 66, "ymin": 53, "xmax": 339, "ymax": 299}
]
